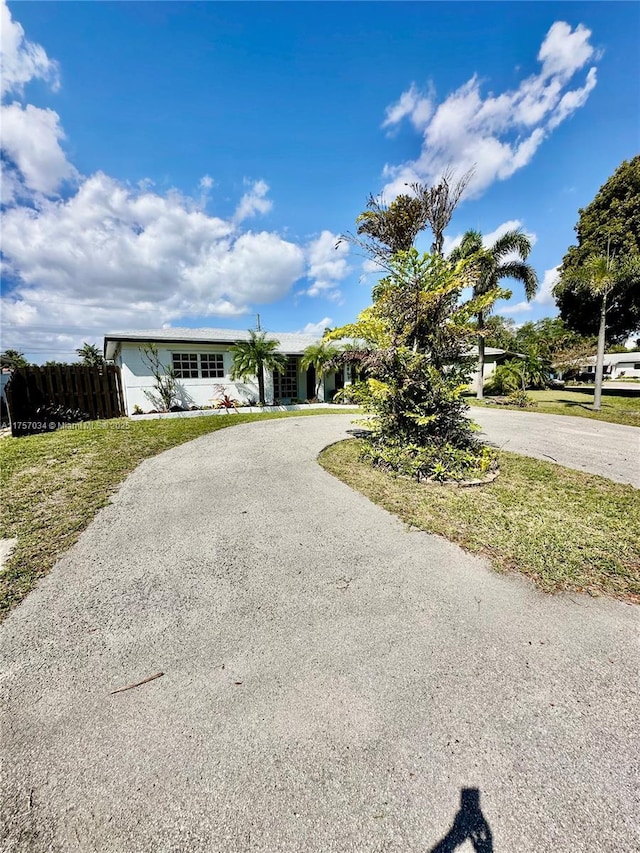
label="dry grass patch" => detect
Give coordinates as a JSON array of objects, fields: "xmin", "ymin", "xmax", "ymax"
[{"xmin": 319, "ymin": 439, "xmax": 640, "ymax": 601}]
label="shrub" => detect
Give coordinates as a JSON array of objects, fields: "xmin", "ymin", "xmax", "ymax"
[{"xmin": 507, "ymin": 390, "xmax": 537, "ymax": 408}]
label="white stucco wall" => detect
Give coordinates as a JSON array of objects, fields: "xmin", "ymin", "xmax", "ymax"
[
  {"xmin": 610, "ymin": 360, "xmax": 640, "ymax": 379},
  {"xmin": 468, "ymin": 356, "xmax": 500, "ymax": 392},
  {"xmin": 117, "ymin": 342, "xmax": 328, "ymax": 414}
]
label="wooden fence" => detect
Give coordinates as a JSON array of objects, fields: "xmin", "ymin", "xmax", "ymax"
[{"xmin": 5, "ymin": 365, "xmax": 125, "ymax": 436}]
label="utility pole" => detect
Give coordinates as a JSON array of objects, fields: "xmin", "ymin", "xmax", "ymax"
[{"xmin": 256, "ymin": 313, "xmax": 261, "ymax": 332}]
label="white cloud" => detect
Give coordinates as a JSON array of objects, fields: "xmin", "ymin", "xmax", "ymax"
[
  {"xmin": 305, "ymin": 230, "xmax": 350, "ymax": 299},
  {"xmin": 199, "ymin": 174, "xmax": 214, "ymax": 190},
  {"xmin": 381, "ymin": 21, "xmax": 598, "ymax": 199},
  {"xmin": 501, "ymin": 301, "xmax": 532, "ymax": 316},
  {"xmin": 297, "ymin": 317, "xmax": 333, "ymax": 337},
  {"xmin": 0, "ymin": 0, "xmax": 60, "ymax": 97},
  {"xmin": 382, "ymin": 82, "xmax": 433, "ymax": 133},
  {"xmin": 1, "ymin": 172, "xmax": 307, "ymax": 355},
  {"xmin": 0, "ymin": 1, "xmax": 75, "ymax": 199},
  {"xmin": 534, "ymin": 266, "xmax": 559, "ymax": 306},
  {"xmin": 233, "ymin": 179, "xmax": 272, "ymax": 223},
  {"xmin": 538, "ymin": 21, "xmax": 596, "ymax": 81},
  {"xmin": 1, "ymin": 101, "xmax": 77, "ymax": 195}
]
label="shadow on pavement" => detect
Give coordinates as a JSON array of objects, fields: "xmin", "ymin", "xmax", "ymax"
[{"xmin": 429, "ymin": 787, "xmax": 493, "ymax": 852}]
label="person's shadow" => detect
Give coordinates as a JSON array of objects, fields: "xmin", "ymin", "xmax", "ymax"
[{"xmin": 429, "ymin": 787, "xmax": 493, "ymax": 852}]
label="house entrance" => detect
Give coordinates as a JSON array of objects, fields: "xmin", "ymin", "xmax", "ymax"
[
  {"xmin": 273, "ymin": 357, "xmax": 298, "ymax": 402},
  {"xmin": 306, "ymin": 365, "xmax": 316, "ymax": 400}
]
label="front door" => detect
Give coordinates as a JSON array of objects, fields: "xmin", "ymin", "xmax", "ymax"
[
  {"xmin": 306, "ymin": 365, "xmax": 316, "ymax": 400},
  {"xmin": 273, "ymin": 357, "xmax": 298, "ymax": 402}
]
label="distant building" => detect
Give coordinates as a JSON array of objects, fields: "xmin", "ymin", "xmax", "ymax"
[{"xmin": 573, "ymin": 352, "xmax": 640, "ymax": 381}]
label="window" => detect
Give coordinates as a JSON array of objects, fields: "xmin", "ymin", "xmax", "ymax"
[
  {"xmin": 172, "ymin": 352, "xmax": 225, "ymax": 379},
  {"xmin": 200, "ymin": 353, "xmax": 224, "ymax": 378},
  {"xmin": 172, "ymin": 353, "xmax": 199, "ymax": 378},
  {"xmin": 634, "ymin": 364, "xmax": 640, "ymax": 370},
  {"xmin": 274, "ymin": 357, "xmax": 298, "ymax": 399}
]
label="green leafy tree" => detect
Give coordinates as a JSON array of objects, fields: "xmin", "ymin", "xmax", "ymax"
[
  {"xmin": 326, "ymin": 250, "xmax": 501, "ymax": 481},
  {"xmin": 555, "ymin": 252, "xmax": 640, "ymax": 410},
  {"xmin": 479, "ymin": 315, "xmax": 517, "ymax": 351},
  {"xmin": 556, "ymin": 156, "xmax": 640, "ymax": 342},
  {"xmin": 511, "ymin": 317, "xmax": 596, "ymax": 376},
  {"xmin": 0, "ymin": 349, "xmax": 28, "ymax": 370},
  {"xmin": 230, "ymin": 330, "xmax": 287, "ymax": 405},
  {"xmin": 301, "ymin": 341, "xmax": 341, "ymax": 399},
  {"xmin": 76, "ymin": 342, "xmax": 105, "ymax": 367},
  {"xmin": 450, "ymin": 229, "xmax": 538, "ymax": 399}
]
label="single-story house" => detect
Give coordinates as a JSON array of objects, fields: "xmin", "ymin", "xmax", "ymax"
[
  {"xmin": 464, "ymin": 346, "xmax": 525, "ymax": 392},
  {"xmin": 103, "ymin": 328, "xmax": 526, "ymax": 414},
  {"xmin": 572, "ymin": 351, "xmax": 640, "ymax": 381},
  {"xmin": 103, "ymin": 328, "xmax": 349, "ymax": 414}
]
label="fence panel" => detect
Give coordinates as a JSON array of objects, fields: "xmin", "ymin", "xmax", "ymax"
[{"xmin": 5, "ymin": 365, "xmax": 125, "ymax": 437}]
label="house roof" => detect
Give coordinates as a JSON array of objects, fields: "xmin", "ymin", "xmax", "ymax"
[
  {"xmin": 579, "ymin": 351, "xmax": 640, "ymax": 366},
  {"xmin": 465, "ymin": 346, "xmax": 525, "ymax": 358},
  {"xmin": 104, "ymin": 327, "xmax": 322, "ymax": 360}
]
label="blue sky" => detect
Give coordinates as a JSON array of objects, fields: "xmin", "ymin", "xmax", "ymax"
[{"xmin": 1, "ymin": 1, "xmax": 638, "ymax": 361}]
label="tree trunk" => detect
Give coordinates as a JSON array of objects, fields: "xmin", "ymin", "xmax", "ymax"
[
  {"xmin": 476, "ymin": 324, "xmax": 485, "ymax": 400},
  {"xmin": 593, "ymin": 293, "xmax": 607, "ymax": 412},
  {"xmin": 257, "ymin": 362, "xmax": 265, "ymax": 405}
]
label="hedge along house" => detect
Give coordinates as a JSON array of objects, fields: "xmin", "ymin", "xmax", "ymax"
[{"xmin": 103, "ymin": 328, "xmax": 346, "ymax": 414}]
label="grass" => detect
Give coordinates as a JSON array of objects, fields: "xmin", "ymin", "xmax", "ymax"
[
  {"xmin": 0, "ymin": 408, "xmax": 359, "ymax": 619},
  {"xmin": 319, "ymin": 439, "xmax": 640, "ymax": 601},
  {"xmin": 466, "ymin": 388, "xmax": 640, "ymax": 427}
]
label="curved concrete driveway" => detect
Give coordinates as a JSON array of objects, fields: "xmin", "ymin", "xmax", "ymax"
[
  {"xmin": 470, "ymin": 407, "xmax": 640, "ymax": 487},
  {"xmin": 1, "ymin": 415, "xmax": 638, "ymax": 853}
]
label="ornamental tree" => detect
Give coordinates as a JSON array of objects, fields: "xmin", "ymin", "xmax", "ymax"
[{"xmin": 326, "ymin": 249, "xmax": 502, "ymax": 481}]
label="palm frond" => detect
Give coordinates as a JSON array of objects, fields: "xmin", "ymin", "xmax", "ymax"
[{"xmin": 496, "ymin": 261, "xmax": 539, "ymax": 299}]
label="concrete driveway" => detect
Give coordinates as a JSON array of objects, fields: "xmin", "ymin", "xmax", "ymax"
[
  {"xmin": 469, "ymin": 407, "xmax": 640, "ymax": 488},
  {"xmin": 1, "ymin": 414, "xmax": 638, "ymax": 852}
]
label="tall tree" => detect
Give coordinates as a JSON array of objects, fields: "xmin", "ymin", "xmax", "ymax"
[
  {"xmin": 555, "ymin": 156, "xmax": 640, "ymax": 343},
  {"xmin": 76, "ymin": 342, "xmax": 105, "ymax": 367},
  {"xmin": 450, "ymin": 229, "xmax": 538, "ymax": 398},
  {"xmin": 230, "ymin": 330, "xmax": 287, "ymax": 405},
  {"xmin": 555, "ymin": 252, "xmax": 640, "ymax": 410},
  {"xmin": 301, "ymin": 341, "xmax": 340, "ymax": 399}
]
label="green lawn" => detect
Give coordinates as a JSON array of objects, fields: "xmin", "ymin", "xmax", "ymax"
[
  {"xmin": 466, "ymin": 388, "xmax": 640, "ymax": 427},
  {"xmin": 319, "ymin": 439, "xmax": 640, "ymax": 601},
  {"xmin": 0, "ymin": 409, "xmax": 358, "ymax": 619}
]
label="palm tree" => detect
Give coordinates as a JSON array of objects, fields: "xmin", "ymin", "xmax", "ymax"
[
  {"xmin": 76, "ymin": 342, "xmax": 104, "ymax": 367},
  {"xmin": 230, "ymin": 330, "xmax": 287, "ymax": 405},
  {"xmin": 554, "ymin": 251, "xmax": 639, "ymax": 410},
  {"xmin": 450, "ymin": 229, "xmax": 538, "ymax": 399},
  {"xmin": 301, "ymin": 341, "xmax": 341, "ymax": 400}
]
